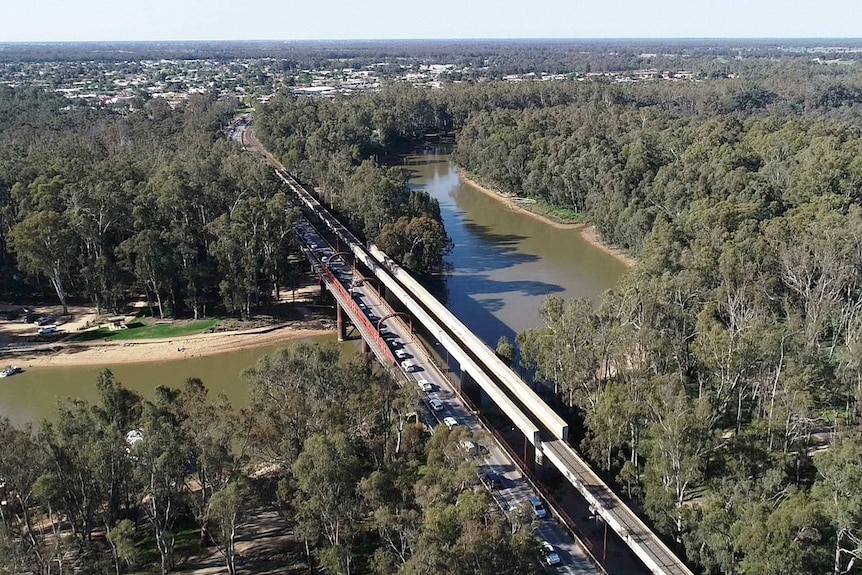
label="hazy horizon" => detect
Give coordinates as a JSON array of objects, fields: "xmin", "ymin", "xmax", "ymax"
[{"xmin": 5, "ymin": 0, "xmax": 862, "ymax": 43}]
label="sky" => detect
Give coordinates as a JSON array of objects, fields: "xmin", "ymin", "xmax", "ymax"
[{"xmin": 3, "ymin": 0, "xmax": 861, "ymax": 43}]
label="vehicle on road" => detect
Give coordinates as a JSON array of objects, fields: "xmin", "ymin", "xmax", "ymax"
[
  {"xmin": 459, "ymin": 439, "xmax": 477, "ymax": 455},
  {"xmin": 38, "ymin": 325, "xmax": 58, "ymax": 335},
  {"xmin": 443, "ymin": 416, "xmax": 459, "ymax": 429},
  {"xmin": 0, "ymin": 366, "xmax": 22, "ymax": 378},
  {"xmin": 429, "ymin": 398, "xmax": 444, "ymax": 412},
  {"xmin": 540, "ymin": 540, "xmax": 561, "ymax": 566},
  {"xmin": 528, "ymin": 495, "xmax": 547, "ymax": 519},
  {"xmin": 400, "ymin": 360, "xmax": 415, "ymax": 372},
  {"xmin": 479, "ymin": 471, "xmax": 503, "ymax": 490},
  {"xmin": 34, "ymin": 316, "xmax": 55, "ymax": 326},
  {"xmin": 395, "ymin": 349, "xmax": 411, "ymax": 360},
  {"xmin": 416, "ymin": 379, "xmax": 433, "ymax": 392}
]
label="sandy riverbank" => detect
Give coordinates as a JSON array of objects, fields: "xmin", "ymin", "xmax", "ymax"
[
  {"xmin": 458, "ymin": 170, "xmax": 635, "ymax": 268},
  {"xmin": 9, "ymin": 323, "xmax": 334, "ymax": 368}
]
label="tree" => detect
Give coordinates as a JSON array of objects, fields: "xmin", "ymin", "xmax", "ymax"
[
  {"xmin": 377, "ymin": 216, "xmax": 452, "ymax": 276},
  {"xmin": 642, "ymin": 376, "xmax": 711, "ymax": 540},
  {"xmin": 207, "ymin": 478, "xmax": 253, "ymax": 575},
  {"xmin": 292, "ymin": 432, "xmax": 365, "ymax": 575},
  {"xmin": 518, "ymin": 297, "xmax": 604, "ymax": 410},
  {"xmin": 135, "ymin": 389, "xmax": 191, "ymax": 575},
  {"xmin": 118, "ymin": 229, "xmax": 174, "ymax": 318},
  {"xmin": 244, "ymin": 342, "xmax": 343, "ymax": 466},
  {"xmin": 813, "ymin": 436, "xmax": 862, "ymax": 575},
  {"xmin": 8, "ymin": 210, "xmax": 75, "ymax": 314},
  {"xmin": 0, "ymin": 418, "xmax": 55, "ymax": 574},
  {"xmin": 495, "ymin": 335, "xmax": 514, "ymax": 365}
]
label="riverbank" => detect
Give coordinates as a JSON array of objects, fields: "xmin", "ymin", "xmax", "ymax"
[
  {"xmin": 458, "ymin": 170, "xmax": 635, "ymax": 268},
  {"xmin": 7, "ymin": 321, "xmax": 334, "ymax": 368}
]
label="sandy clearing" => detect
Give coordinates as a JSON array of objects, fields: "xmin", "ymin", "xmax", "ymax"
[{"xmin": 4, "ymin": 322, "xmax": 334, "ymax": 368}]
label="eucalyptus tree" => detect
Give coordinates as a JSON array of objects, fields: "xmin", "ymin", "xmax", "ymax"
[
  {"xmin": 0, "ymin": 419, "xmax": 53, "ymax": 574},
  {"xmin": 135, "ymin": 387, "xmax": 192, "ymax": 575},
  {"xmin": 813, "ymin": 436, "xmax": 862, "ymax": 575},
  {"xmin": 8, "ymin": 210, "xmax": 76, "ymax": 314}
]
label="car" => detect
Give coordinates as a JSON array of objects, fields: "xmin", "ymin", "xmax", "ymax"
[
  {"xmin": 34, "ymin": 316, "xmax": 55, "ymax": 326},
  {"xmin": 459, "ymin": 439, "xmax": 477, "ymax": 455},
  {"xmin": 395, "ymin": 349, "xmax": 411, "ymax": 360},
  {"xmin": 400, "ymin": 360, "xmax": 415, "ymax": 372},
  {"xmin": 0, "ymin": 366, "xmax": 21, "ymax": 378},
  {"xmin": 38, "ymin": 325, "xmax": 58, "ymax": 335},
  {"xmin": 443, "ymin": 416, "xmax": 459, "ymax": 429},
  {"xmin": 416, "ymin": 379, "xmax": 433, "ymax": 392},
  {"xmin": 479, "ymin": 471, "xmax": 503, "ymax": 490},
  {"xmin": 528, "ymin": 495, "xmax": 547, "ymax": 519},
  {"xmin": 429, "ymin": 399, "xmax": 444, "ymax": 412},
  {"xmin": 540, "ymin": 540, "xmax": 561, "ymax": 566}
]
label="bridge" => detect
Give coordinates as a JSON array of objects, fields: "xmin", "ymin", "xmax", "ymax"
[
  {"xmin": 276, "ymin": 167, "xmax": 694, "ymax": 575},
  {"xmin": 244, "ymin": 119, "xmax": 693, "ymax": 574}
]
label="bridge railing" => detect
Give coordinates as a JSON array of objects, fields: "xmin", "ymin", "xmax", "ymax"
[{"xmin": 320, "ymin": 266, "xmax": 396, "ymax": 365}]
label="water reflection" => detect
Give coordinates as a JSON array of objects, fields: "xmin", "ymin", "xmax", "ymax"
[{"xmin": 405, "ymin": 149, "xmax": 626, "ymax": 346}]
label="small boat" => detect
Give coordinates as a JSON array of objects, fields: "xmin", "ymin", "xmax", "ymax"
[{"xmin": 0, "ymin": 366, "xmax": 21, "ymax": 378}]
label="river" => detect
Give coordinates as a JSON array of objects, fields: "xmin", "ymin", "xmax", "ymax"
[
  {"xmin": 0, "ymin": 150, "xmax": 627, "ymax": 425},
  {"xmin": 403, "ymin": 148, "xmax": 627, "ymax": 345}
]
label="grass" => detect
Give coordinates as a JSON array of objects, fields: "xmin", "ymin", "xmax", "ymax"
[
  {"xmin": 531, "ymin": 199, "xmax": 587, "ymax": 224},
  {"xmin": 69, "ymin": 319, "xmax": 219, "ymax": 342}
]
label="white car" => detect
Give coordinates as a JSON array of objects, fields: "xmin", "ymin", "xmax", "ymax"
[
  {"xmin": 443, "ymin": 416, "xmax": 459, "ymax": 429},
  {"xmin": 541, "ymin": 540, "xmax": 561, "ymax": 566},
  {"xmin": 416, "ymin": 379, "xmax": 433, "ymax": 392},
  {"xmin": 395, "ymin": 349, "xmax": 410, "ymax": 360},
  {"xmin": 459, "ymin": 439, "xmax": 477, "ymax": 454},
  {"xmin": 429, "ymin": 399, "xmax": 444, "ymax": 412},
  {"xmin": 528, "ymin": 495, "xmax": 547, "ymax": 519},
  {"xmin": 400, "ymin": 360, "xmax": 415, "ymax": 372}
]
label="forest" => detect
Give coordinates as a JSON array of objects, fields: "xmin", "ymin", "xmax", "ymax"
[
  {"xmin": 0, "ymin": 81, "xmax": 448, "ymax": 319},
  {"xmin": 453, "ymin": 73, "xmax": 862, "ymax": 575}
]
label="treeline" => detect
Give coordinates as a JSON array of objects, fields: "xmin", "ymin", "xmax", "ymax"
[
  {"xmin": 0, "ymin": 87, "xmax": 301, "ymax": 318},
  {"xmin": 453, "ymin": 103, "xmax": 862, "ymax": 253},
  {"xmin": 0, "ymin": 343, "xmax": 545, "ymax": 575}
]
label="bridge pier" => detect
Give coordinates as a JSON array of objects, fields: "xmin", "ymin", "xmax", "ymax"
[
  {"xmin": 361, "ymin": 339, "xmax": 370, "ymax": 355},
  {"xmin": 319, "ymin": 277, "xmax": 326, "ymax": 298},
  {"xmin": 459, "ymin": 369, "xmax": 483, "ymax": 409},
  {"xmin": 336, "ymin": 303, "xmax": 347, "ymax": 342}
]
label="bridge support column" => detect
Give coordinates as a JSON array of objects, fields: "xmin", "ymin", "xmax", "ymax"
[
  {"xmin": 319, "ymin": 277, "xmax": 326, "ymax": 298},
  {"xmin": 336, "ymin": 303, "xmax": 347, "ymax": 342},
  {"xmin": 361, "ymin": 338, "xmax": 369, "ymax": 355},
  {"xmin": 458, "ymin": 369, "xmax": 482, "ymax": 409}
]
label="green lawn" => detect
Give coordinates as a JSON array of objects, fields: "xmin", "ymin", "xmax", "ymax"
[{"xmin": 69, "ymin": 319, "xmax": 219, "ymax": 342}]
